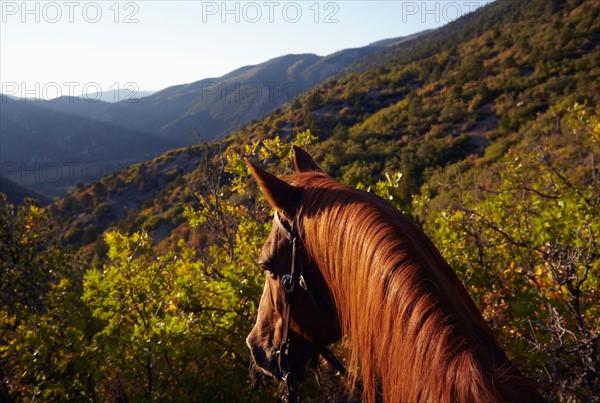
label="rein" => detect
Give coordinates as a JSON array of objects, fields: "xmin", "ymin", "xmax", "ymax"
[{"xmin": 273, "ymin": 211, "xmax": 346, "ymax": 402}]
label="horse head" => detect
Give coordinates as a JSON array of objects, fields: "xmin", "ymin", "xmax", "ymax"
[{"xmin": 245, "ymin": 146, "xmax": 341, "ymax": 384}]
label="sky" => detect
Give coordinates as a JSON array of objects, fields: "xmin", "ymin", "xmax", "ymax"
[{"xmin": 1, "ymin": 1, "xmax": 492, "ymax": 100}]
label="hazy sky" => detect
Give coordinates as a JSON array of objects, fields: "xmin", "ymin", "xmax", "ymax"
[{"xmin": 1, "ymin": 1, "xmax": 492, "ymax": 99}]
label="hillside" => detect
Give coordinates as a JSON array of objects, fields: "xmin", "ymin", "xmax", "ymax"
[
  {"xmin": 48, "ymin": 0, "xmax": 599, "ymax": 244},
  {"xmin": 0, "ymin": 97, "xmax": 177, "ymax": 196},
  {"xmin": 236, "ymin": 0, "xmax": 600, "ymax": 195},
  {"xmin": 2, "ymin": 0, "xmax": 599, "ymax": 401},
  {"xmin": 0, "ymin": 176, "xmax": 52, "ymax": 205}
]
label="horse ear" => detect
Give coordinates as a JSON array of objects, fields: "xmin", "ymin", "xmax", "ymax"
[
  {"xmin": 293, "ymin": 145, "xmax": 324, "ymax": 173},
  {"xmin": 245, "ymin": 159, "xmax": 299, "ymax": 212}
]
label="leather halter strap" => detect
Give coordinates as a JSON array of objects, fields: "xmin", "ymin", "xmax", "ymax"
[
  {"xmin": 272, "ymin": 211, "xmax": 345, "ymax": 402},
  {"xmin": 273, "ymin": 211, "xmax": 299, "ymax": 402}
]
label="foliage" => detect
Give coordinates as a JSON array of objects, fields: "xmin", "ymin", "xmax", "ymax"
[
  {"xmin": 81, "ymin": 224, "xmax": 268, "ymax": 401},
  {"xmin": 0, "ymin": 196, "xmax": 93, "ymax": 400},
  {"xmin": 357, "ymin": 171, "xmax": 407, "ymax": 212},
  {"xmin": 416, "ymin": 105, "xmax": 600, "ymax": 401}
]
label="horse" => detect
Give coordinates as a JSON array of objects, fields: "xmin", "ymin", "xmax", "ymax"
[{"xmin": 245, "ymin": 145, "xmax": 547, "ymax": 402}]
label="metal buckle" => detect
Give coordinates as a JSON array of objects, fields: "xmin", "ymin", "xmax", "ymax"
[
  {"xmin": 298, "ymin": 274, "xmax": 307, "ymax": 291},
  {"xmin": 281, "ymin": 274, "xmax": 294, "ymax": 293}
]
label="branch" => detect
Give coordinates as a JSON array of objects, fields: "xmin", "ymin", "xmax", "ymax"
[
  {"xmin": 456, "ymin": 207, "xmax": 549, "ymax": 257},
  {"xmin": 538, "ymin": 147, "xmax": 599, "ymax": 213}
]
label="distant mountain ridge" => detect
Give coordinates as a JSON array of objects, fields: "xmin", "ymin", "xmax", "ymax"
[
  {"xmin": 0, "ymin": 176, "xmax": 52, "ymax": 205},
  {"xmin": 0, "ymin": 97, "xmax": 177, "ymax": 196},
  {"xmin": 32, "ymin": 33, "xmax": 429, "ymax": 145},
  {"xmin": 77, "ymin": 89, "xmax": 157, "ymax": 103},
  {"xmin": 0, "ymin": 32, "xmax": 429, "ymax": 197}
]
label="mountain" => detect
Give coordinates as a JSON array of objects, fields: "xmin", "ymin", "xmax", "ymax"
[
  {"xmin": 0, "ymin": 176, "xmax": 52, "ymax": 205},
  {"xmin": 51, "ymin": 0, "xmax": 599, "ymax": 247},
  {"xmin": 35, "ymin": 35, "xmax": 427, "ymax": 145},
  {"xmin": 77, "ymin": 89, "xmax": 157, "ymax": 103},
  {"xmin": 1, "ymin": 34, "xmax": 428, "ymax": 198},
  {"xmin": 0, "ymin": 97, "xmax": 178, "ymax": 196}
]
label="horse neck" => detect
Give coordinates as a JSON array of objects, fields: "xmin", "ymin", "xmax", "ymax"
[{"xmin": 299, "ymin": 196, "xmax": 542, "ymax": 403}]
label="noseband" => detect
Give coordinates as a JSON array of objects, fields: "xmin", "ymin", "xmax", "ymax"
[{"xmin": 272, "ymin": 212, "xmax": 346, "ymax": 402}]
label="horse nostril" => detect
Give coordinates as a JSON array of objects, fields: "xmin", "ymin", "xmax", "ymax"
[{"xmin": 258, "ymin": 255, "xmax": 270, "ymax": 270}]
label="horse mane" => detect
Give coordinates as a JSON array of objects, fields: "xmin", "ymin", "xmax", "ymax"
[{"xmin": 288, "ymin": 172, "xmax": 544, "ymax": 403}]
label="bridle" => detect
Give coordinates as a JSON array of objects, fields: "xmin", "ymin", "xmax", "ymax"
[{"xmin": 272, "ymin": 211, "xmax": 347, "ymax": 402}]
